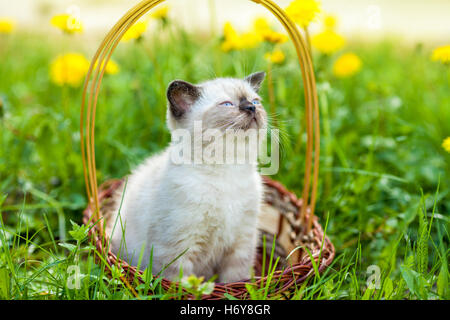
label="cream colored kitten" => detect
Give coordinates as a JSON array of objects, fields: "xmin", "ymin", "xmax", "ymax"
[{"xmin": 107, "ymin": 72, "xmax": 267, "ymax": 282}]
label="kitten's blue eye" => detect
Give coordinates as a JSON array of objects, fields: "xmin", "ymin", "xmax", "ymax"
[
  {"xmin": 220, "ymin": 101, "xmax": 234, "ymax": 107},
  {"xmin": 252, "ymin": 99, "xmax": 260, "ymax": 105}
]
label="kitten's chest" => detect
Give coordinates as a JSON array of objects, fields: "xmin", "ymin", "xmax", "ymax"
[{"xmin": 174, "ymin": 166, "xmax": 261, "ymax": 222}]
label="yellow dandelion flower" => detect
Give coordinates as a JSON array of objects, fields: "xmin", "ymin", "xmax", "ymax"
[
  {"xmin": 221, "ymin": 22, "xmax": 242, "ymax": 52},
  {"xmin": 312, "ymin": 29, "xmax": 346, "ymax": 54},
  {"xmin": 253, "ymin": 17, "xmax": 288, "ymax": 44},
  {"xmin": 323, "ymin": 14, "xmax": 337, "ymax": 30},
  {"xmin": 254, "ymin": 17, "xmax": 271, "ymax": 32},
  {"xmin": 240, "ymin": 31, "xmax": 263, "ymax": 49},
  {"xmin": 94, "ymin": 59, "xmax": 120, "ymax": 75},
  {"xmin": 122, "ymin": 20, "xmax": 148, "ymax": 41},
  {"xmin": 431, "ymin": 45, "xmax": 450, "ymax": 64},
  {"xmin": 223, "ymin": 22, "xmax": 237, "ymax": 39},
  {"xmin": 0, "ymin": 18, "xmax": 15, "ymax": 34},
  {"xmin": 50, "ymin": 53, "xmax": 90, "ymax": 87},
  {"xmin": 333, "ymin": 53, "xmax": 362, "ymax": 78},
  {"xmin": 221, "ymin": 22, "xmax": 262, "ymax": 52},
  {"xmin": 264, "ymin": 31, "xmax": 288, "ymax": 44},
  {"xmin": 442, "ymin": 137, "xmax": 450, "ymax": 153},
  {"xmin": 151, "ymin": 5, "xmax": 169, "ymax": 20},
  {"xmin": 265, "ymin": 49, "xmax": 285, "ymax": 64},
  {"xmin": 51, "ymin": 13, "xmax": 83, "ymax": 34},
  {"xmin": 285, "ymin": 0, "xmax": 321, "ymax": 28},
  {"xmin": 104, "ymin": 60, "xmax": 120, "ymax": 75}
]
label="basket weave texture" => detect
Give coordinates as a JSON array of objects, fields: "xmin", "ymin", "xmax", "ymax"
[{"xmin": 83, "ymin": 176, "xmax": 335, "ymax": 299}]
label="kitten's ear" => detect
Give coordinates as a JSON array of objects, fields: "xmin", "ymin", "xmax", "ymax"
[
  {"xmin": 245, "ymin": 71, "xmax": 266, "ymax": 92},
  {"xmin": 167, "ymin": 80, "xmax": 201, "ymax": 119}
]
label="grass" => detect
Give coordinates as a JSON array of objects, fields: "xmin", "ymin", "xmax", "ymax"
[{"xmin": 0, "ymin": 21, "xmax": 449, "ymax": 299}]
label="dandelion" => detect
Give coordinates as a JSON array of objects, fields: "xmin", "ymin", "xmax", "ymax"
[
  {"xmin": 442, "ymin": 137, "xmax": 450, "ymax": 153},
  {"xmin": 264, "ymin": 31, "xmax": 288, "ymax": 44},
  {"xmin": 285, "ymin": 0, "xmax": 321, "ymax": 28},
  {"xmin": 312, "ymin": 29, "xmax": 345, "ymax": 54},
  {"xmin": 265, "ymin": 49, "xmax": 285, "ymax": 64},
  {"xmin": 323, "ymin": 14, "xmax": 337, "ymax": 30},
  {"xmin": 94, "ymin": 59, "xmax": 120, "ymax": 75},
  {"xmin": 0, "ymin": 18, "xmax": 15, "ymax": 34},
  {"xmin": 51, "ymin": 13, "xmax": 83, "ymax": 34},
  {"xmin": 431, "ymin": 45, "xmax": 450, "ymax": 64},
  {"xmin": 254, "ymin": 17, "xmax": 270, "ymax": 31},
  {"xmin": 253, "ymin": 17, "xmax": 288, "ymax": 44},
  {"xmin": 221, "ymin": 22, "xmax": 262, "ymax": 52},
  {"xmin": 151, "ymin": 5, "xmax": 169, "ymax": 21},
  {"xmin": 333, "ymin": 53, "xmax": 362, "ymax": 78},
  {"xmin": 50, "ymin": 53, "xmax": 90, "ymax": 87},
  {"xmin": 221, "ymin": 22, "xmax": 242, "ymax": 51},
  {"xmin": 239, "ymin": 31, "xmax": 262, "ymax": 49},
  {"xmin": 104, "ymin": 60, "xmax": 120, "ymax": 75},
  {"xmin": 122, "ymin": 20, "xmax": 148, "ymax": 41}
]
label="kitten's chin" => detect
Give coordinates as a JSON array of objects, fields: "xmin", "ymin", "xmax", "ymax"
[
  {"xmin": 247, "ymin": 118, "xmax": 259, "ymax": 130},
  {"xmin": 238, "ymin": 115, "xmax": 266, "ymax": 131}
]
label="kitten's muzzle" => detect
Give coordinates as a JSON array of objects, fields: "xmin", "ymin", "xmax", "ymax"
[{"xmin": 239, "ymin": 99, "xmax": 256, "ymax": 113}]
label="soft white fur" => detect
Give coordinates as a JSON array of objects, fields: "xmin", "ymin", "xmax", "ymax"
[{"xmin": 107, "ymin": 77, "xmax": 266, "ymax": 282}]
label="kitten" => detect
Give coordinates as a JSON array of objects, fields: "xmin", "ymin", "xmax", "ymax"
[{"xmin": 107, "ymin": 72, "xmax": 267, "ymax": 283}]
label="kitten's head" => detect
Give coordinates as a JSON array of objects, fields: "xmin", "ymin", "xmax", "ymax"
[{"xmin": 166, "ymin": 72, "xmax": 267, "ymax": 132}]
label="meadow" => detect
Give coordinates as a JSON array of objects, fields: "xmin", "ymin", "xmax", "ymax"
[{"xmin": 0, "ymin": 5, "xmax": 449, "ymax": 300}]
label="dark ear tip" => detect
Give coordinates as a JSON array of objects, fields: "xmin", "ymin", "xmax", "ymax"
[
  {"xmin": 246, "ymin": 71, "xmax": 266, "ymax": 81},
  {"xmin": 167, "ymin": 80, "xmax": 189, "ymax": 99},
  {"xmin": 245, "ymin": 71, "xmax": 266, "ymax": 92},
  {"xmin": 167, "ymin": 80, "xmax": 185, "ymax": 91},
  {"xmin": 167, "ymin": 79, "xmax": 200, "ymax": 119}
]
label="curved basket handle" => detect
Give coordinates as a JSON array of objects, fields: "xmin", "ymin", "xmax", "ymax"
[{"xmin": 80, "ymin": 0, "xmax": 320, "ymax": 236}]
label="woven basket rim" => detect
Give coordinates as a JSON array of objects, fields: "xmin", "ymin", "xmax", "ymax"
[{"xmin": 83, "ymin": 176, "xmax": 335, "ymax": 299}]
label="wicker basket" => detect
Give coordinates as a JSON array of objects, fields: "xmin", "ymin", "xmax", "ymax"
[
  {"xmin": 80, "ymin": 0, "xmax": 333, "ymax": 299},
  {"xmin": 83, "ymin": 177, "xmax": 334, "ymax": 299}
]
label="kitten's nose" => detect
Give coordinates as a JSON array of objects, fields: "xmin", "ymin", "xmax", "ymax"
[
  {"xmin": 239, "ymin": 99, "xmax": 256, "ymax": 113},
  {"xmin": 241, "ymin": 105, "xmax": 256, "ymax": 113}
]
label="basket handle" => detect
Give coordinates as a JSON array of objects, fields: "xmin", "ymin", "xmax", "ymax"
[{"xmin": 80, "ymin": 0, "xmax": 320, "ymax": 236}]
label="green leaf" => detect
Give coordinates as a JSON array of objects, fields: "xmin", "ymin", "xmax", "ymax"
[
  {"xmin": 400, "ymin": 265, "xmax": 428, "ymax": 299},
  {"xmin": 80, "ymin": 244, "xmax": 96, "ymax": 251},
  {"xmin": 362, "ymin": 287, "xmax": 375, "ymax": 300},
  {"xmin": 244, "ymin": 283, "xmax": 261, "ymax": 300},
  {"xmin": 135, "ymin": 284, "xmax": 147, "ymax": 291},
  {"xmin": 400, "ymin": 265, "xmax": 418, "ymax": 296},
  {"xmin": 0, "ymin": 267, "xmax": 10, "ymax": 299},
  {"xmin": 224, "ymin": 293, "xmax": 239, "ymax": 300},
  {"xmin": 437, "ymin": 264, "xmax": 448, "ymax": 299},
  {"xmin": 68, "ymin": 220, "xmax": 89, "ymax": 242},
  {"xmin": 58, "ymin": 243, "xmax": 77, "ymax": 252},
  {"xmin": 383, "ymin": 277, "xmax": 393, "ymax": 299},
  {"xmin": 199, "ymin": 282, "xmax": 214, "ymax": 295}
]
